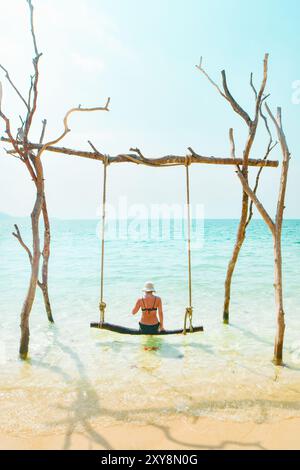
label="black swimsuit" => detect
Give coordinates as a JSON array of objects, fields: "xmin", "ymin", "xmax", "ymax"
[{"xmin": 139, "ymin": 296, "xmax": 160, "ymax": 333}]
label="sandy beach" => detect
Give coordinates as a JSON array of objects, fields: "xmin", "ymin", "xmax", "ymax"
[
  {"xmin": 1, "ymin": 417, "xmax": 299, "ymax": 450},
  {"xmin": 1, "ymin": 0, "xmax": 300, "ymax": 458}
]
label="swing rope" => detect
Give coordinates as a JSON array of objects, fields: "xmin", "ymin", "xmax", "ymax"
[
  {"xmin": 98, "ymin": 154, "xmax": 194, "ymax": 334},
  {"xmin": 183, "ymin": 155, "xmax": 193, "ymax": 334},
  {"xmin": 99, "ymin": 155, "xmax": 109, "ymax": 325}
]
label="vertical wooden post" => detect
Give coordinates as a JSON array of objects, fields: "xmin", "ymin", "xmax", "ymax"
[
  {"xmin": 19, "ymin": 157, "xmax": 44, "ymax": 358},
  {"xmin": 183, "ymin": 158, "xmax": 193, "ymax": 334},
  {"xmin": 234, "ymin": 105, "xmax": 290, "ymax": 365},
  {"xmin": 99, "ymin": 157, "xmax": 108, "ymax": 325}
]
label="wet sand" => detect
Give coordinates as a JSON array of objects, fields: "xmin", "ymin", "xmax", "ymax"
[{"xmin": 1, "ymin": 416, "xmax": 299, "ymax": 450}]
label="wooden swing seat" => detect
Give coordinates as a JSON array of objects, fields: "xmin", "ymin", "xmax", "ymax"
[{"xmin": 90, "ymin": 322, "xmax": 204, "ymax": 335}]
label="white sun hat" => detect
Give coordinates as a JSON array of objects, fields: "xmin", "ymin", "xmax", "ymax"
[{"xmin": 142, "ymin": 281, "xmax": 156, "ymax": 292}]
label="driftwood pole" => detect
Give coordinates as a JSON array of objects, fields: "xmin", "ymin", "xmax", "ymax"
[
  {"xmin": 0, "ymin": 0, "xmax": 110, "ymax": 359},
  {"xmin": 3, "ymin": 104, "xmax": 110, "ymax": 359},
  {"xmin": 33, "ymin": 119, "xmax": 54, "ymax": 322},
  {"xmin": 0, "ymin": 139, "xmax": 279, "ymax": 168},
  {"xmin": 19, "ymin": 142, "xmax": 44, "ymax": 357},
  {"xmin": 196, "ymin": 54, "xmax": 269, "ymax": 324},
  {"xmin": 11, "ymin": 192, "xmax": 54, "ymax": 324},
  {"xmin": 39, "ymin": 196, "xmax": 53, "ymax": 322},
  {"xmin": 0, "ymin": 1, "xmax": 55, "ymax": 322},
  {"xmin": 32, "ymin": 120, "xmax": 54, "ymax": 322},
  {"xmin": 231, "ymin": 104, "xmax": 290, "ymax": 365}
]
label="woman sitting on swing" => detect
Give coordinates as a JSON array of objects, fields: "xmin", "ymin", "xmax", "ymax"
[{"xmin": 132, "ymin": 282, "xmax": 165, "ymax": 333}]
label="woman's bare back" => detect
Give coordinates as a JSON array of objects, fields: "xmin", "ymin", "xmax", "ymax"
[{"xmin": 132, "ymin": 293, "xmax": 164, "ymax": 327}]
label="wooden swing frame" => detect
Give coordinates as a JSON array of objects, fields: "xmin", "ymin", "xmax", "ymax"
[{"xmin": 1, "ymin": 138, "xmax": 279, "ymax": 337}]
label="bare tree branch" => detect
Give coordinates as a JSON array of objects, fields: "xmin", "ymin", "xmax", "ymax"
[
  {"xmin": 12, "ymin": 224, "xmax": 33, "ymax": 264},
  {"xmin": 39, "ymin": 119, "xmax": 47, "ymax": 144},
  {"xmin": 129, "ymin": 147, "xmax": 145, "ymax": 159},
  {"xmin": 0, "ymin": 64, "xmax": 29, "ymax": 109},
  {"xmin": 27, "ymin": 0, "xmax": 39, "ymax": 57},
  {"xmin": 229, "ymin": 128, "xmax": 236, "ymax": 160},
  {"xmin": 37, "ymin": 102, "xmax": 110, "ymax": 160},
  {"xmin": 0, "ymin": 108, "xmax": 25, "ymax": 161},
  {"xmin": 250, "ymin": 72, "xmax": 258, "ymax": 99},
  {"xmin": 265, "ymin": 104, "xmax": 291, "ymax": 226},
  {"xmin": 260, "ymin": 101, "xmax": 273, "ymax": 142},
  {"xmin": 245, "ymin": 142, "xmax": 277, "ymax": 228},
  {"xmin": 195, "ymin": 57, "xmax": 228, "ymax": 101},
  {"xmin": 245, "ymin": 104, "xmax": 277, "ymax": 228},
  {"xmin": 5, "ymin": 148, "xmax": 22, "ymax": 159},
  {"xmin": 87, "ymin": 140, "xmax": 105, "ymax": 158},
  {"xmin": 235, "ymin": 167, "xmax": 275, "ymax": 234},
  {"xmin": 221, "ymin": 70, "xmax": 252, "ymax": 126},
  {"xmin": 253, "ymin": 54, "xmax": 269, "ymax": 122},
  {"xmin": 23, "ymin": 0, "xmax": 43, "ymax": 149},
  {"xmin": 197, "ymin": 54, "xmax": 269, "ymax": 128},
  {"xmin": 1, "ymin": 136, "xmax": 280, "ymax": 168},
  {"xmin": 265, "ymin": 103, "xmax": 290, "ymax": 158},
  {"xmin": 27, "ymin": 74, "xmax": 34, "ymax": 111}
]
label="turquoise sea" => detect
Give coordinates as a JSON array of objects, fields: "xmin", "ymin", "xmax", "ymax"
[{"xmin": 0, "ymin": 215, "xmax": 300, "ymax": 439}]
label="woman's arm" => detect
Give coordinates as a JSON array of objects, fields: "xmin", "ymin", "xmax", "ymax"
[
  {"xmin": 158, "ymin": 298, "xmax": 164, "ymax": 330},
  {"xmin": 132, "ymin": 299, "xmax": 141, "ymax": 315}
]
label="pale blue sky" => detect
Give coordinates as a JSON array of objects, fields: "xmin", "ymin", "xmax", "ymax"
[{"xmin": 0, "ymin": 0, "xmax": 299, "ymax": 218}]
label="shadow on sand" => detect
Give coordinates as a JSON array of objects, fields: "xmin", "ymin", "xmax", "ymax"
[{"xmin": 30, "ymin": 327, "xmax": 300, "ymax": 450}]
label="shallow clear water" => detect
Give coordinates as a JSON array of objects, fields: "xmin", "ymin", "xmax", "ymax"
[{"xmin": 0, "ymin": 216, "xmax": 300, "ymax": 437}]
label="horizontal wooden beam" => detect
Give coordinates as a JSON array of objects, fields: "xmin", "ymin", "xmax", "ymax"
[{"xmin": 1, "ymin": 137, "xmax": 279, "ymax": 168}]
